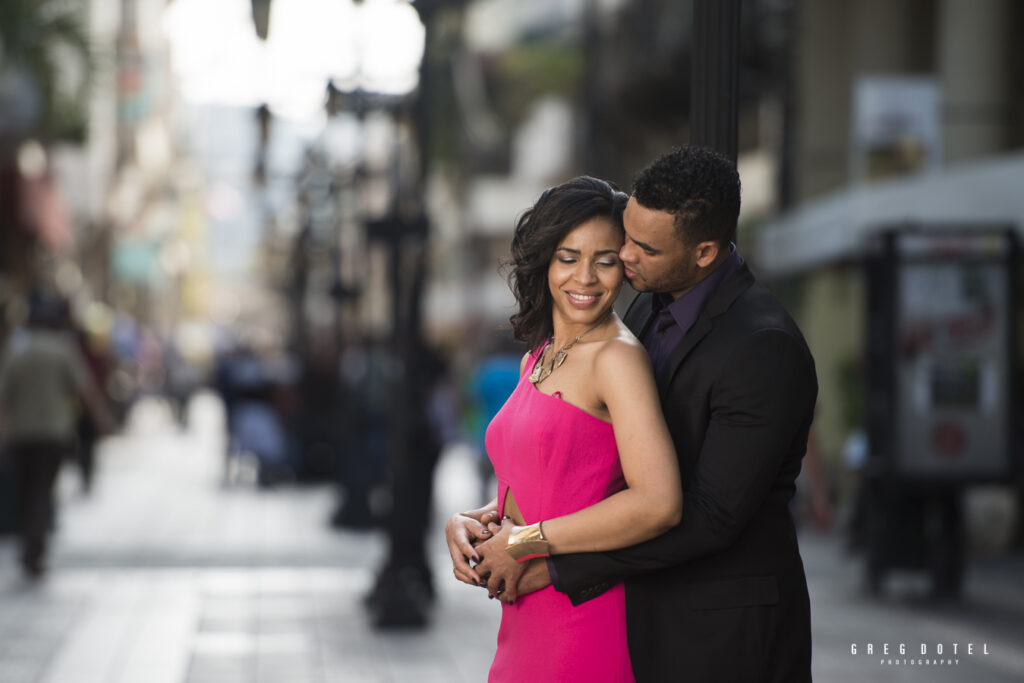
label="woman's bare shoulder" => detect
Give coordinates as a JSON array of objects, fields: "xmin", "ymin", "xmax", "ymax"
[
  {"xmin": 593, "ymin": 324, "xmax": 650, "ymax": 373},
  {"xmin": 589, "ymin": 329, "xmax": 655, "ymax": 409}
]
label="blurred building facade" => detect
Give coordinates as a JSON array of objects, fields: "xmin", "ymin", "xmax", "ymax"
[
  {"xmin": 753, "ymin": 0, "xmax": 1024, "ymax": 533},
  {"xmin": 0, "ymin": 0, "xmax": 196, "ymax": 385}
]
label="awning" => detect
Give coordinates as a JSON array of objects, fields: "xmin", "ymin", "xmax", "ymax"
[{"xmin": 753, "ymin": 151, "xmax": 1024, "ymax": 276}]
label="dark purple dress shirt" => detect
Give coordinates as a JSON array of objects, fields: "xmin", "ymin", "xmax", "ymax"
[{"xmin": 643, "ymin": 245, "xmax": 742, "ymax": 372}]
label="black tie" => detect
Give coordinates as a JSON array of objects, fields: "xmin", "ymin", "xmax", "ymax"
[{"xmin": 655, "ymin": 310, "xmax": 674, "ymax": 334}]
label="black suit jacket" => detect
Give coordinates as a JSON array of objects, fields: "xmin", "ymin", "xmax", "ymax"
[{"xmin": 550, "ymin": 264, "xmax": 818, "ymax": 683}]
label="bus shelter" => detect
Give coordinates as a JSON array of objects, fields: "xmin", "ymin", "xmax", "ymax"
[{"xmin": 862, "ymin": 226, "xmax": 1018, "ymax": 596}]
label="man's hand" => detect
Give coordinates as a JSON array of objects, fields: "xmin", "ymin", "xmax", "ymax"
[
  {"xmin": 495, "ymin": 557, "xmax": 552, "ymax": 604},
  {"xmin": 445, "ymin": 510, "xmax": 498, "ymax": 586},
  {"xmin": 475, "ymin": 518, "xmax": 529, "ymax": 602}
]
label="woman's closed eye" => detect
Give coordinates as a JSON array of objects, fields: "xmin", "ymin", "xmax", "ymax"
[{"xmin": 557, "ymin": 257, "xmax": 619, "ymax": 266}]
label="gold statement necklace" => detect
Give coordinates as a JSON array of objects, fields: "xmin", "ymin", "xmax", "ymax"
[{"xmin": 529, "ymin": 315, "xmax": 610, "ymax": 386}]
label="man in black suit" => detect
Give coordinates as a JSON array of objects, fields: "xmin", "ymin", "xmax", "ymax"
[{"xmin": 448, "ymin": 146, "xmax": 817, "ymax": 682}]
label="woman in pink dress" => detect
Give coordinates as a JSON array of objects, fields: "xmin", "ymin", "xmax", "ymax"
[{"xmin": 445, "ymin": 177, "xmax": 682, "ymax": 681}]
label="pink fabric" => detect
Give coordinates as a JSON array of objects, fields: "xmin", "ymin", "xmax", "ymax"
[{"xmin": 485, "ymin": 347, "xmax": 634, "ymax": 682}]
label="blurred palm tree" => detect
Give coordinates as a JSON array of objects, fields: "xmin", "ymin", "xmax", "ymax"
[{"xmin": 0, "ymin": 0, "xmax": 92, "ymax": 146}]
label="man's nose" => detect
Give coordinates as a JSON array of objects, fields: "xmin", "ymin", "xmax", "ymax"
[{"xmin": 620, "ymin": 242, "xmax": 637, "ymax": 263}]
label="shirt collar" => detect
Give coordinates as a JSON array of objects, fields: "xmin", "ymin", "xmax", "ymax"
[{"xmin": 653, "ymin": 244, "xmax": 742, "ymax": 327}]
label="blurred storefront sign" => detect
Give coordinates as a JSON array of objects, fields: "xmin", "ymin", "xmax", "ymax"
[
  {"xmin": 112, "ymin": 238, "xmax": 160, "ymax": 284},
  {"xmin": 851, "ymin": 76, "xmax": 942, "ymax": 182}
]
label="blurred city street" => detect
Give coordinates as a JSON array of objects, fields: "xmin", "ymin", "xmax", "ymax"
[
  {"xmin": 2, "ymin": 1, "xmax": 1024, "ymax": 681},
  {"xmin": 0, "ymin": 394, "xmax": 1021, "ymax": 683}
]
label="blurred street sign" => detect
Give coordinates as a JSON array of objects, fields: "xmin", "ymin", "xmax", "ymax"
[{"xmin": 852, "ymin": 76, "xmax": 942, "ymax": 182}]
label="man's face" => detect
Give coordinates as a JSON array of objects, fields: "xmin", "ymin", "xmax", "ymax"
[{"xmin": 619, "ymin": 196, "xmax": 702, "ymax": 300}]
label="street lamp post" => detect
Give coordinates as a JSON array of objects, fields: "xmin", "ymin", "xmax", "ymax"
[
  {"xmin": 251, "ymin": 0, "xmax": 271, "ymax": 40},
  {"xmin": 361, "ymin": 0, "xmax": 466, "ymax": 630},
  {"xmin": 691, "ymin": 0, "xmax": 741, "ymax": 163}
]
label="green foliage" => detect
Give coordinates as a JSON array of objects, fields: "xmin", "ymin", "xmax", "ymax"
[
  {"xmin": 837, "ymin": 354, "xmax": 865, "ymax": 432},
  {"xmin": 0, "ymin": 0, "xmax": 92, "ymax": 143},
  {"xmin": 492, "ymin": 43, "xmax": 582, "ymax": 127}
]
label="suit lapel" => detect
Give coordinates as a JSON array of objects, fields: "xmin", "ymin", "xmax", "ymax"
[
  {"xmin": 657, "ymin": 314, "xmax": 711, "ymax": 397},
  {"xmin": 656, "ymin": 264, "xmax": 756, "ymax": 398}
]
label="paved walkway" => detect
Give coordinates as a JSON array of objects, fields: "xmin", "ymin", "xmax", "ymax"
[
  {"xmin": 1, "ymin": 393, "xmax": 1022, "ymax": 682},
  {"xmin": 0, "ymin": 395, "xmax": 498, "ymax": 683}
]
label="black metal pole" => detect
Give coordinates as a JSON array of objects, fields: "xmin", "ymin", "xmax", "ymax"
[
  {"xmin": 691, "ymin": 0, "xmax": 741, "ymax": 163},
  {"xmin": 776, "ymin": 2, "xmax": 797, "ymax": 210},
  {"xmin": 368, "ymin": 1, "xmax": 445, "ymax": 630},
  {"xmin": 581, "ymin": 0, "xmax": 603, "ymax": 177}
]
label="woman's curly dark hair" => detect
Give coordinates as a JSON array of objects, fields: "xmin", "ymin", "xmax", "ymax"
[{"xmin": 507, "ymin": 176, "xmax": 628, "ymax": 352}]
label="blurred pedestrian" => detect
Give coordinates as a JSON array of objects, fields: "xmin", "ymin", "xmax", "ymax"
[
  {"xmin": 842, "ymin": 426, "xmax": 870, "ymax": 552},
  {"xmin": 796, "ymin": 418, "xmax": 834, "ymax": 532},
  {"xmin": 0, "ymin": 291, "xmax": 113, "ymax": 577},
  {"xmin": 467, "ymin": 346, "xmax": 521, "ymax": 502},
  {"xmin": 71, "ymin": 313, "xmax": 113, "ymax": 493},
  {"xmin": 163, "ymin": 336, "xmax": 200, "ymax": 429},
  {"xmin": 214, "ymin": 342, "xmax": 292, "ymax": 487},
  {"xmin": 332, "ymin": 342, "xmax": 389, "ymax": 529},
  {"xmin": 294, "ymin": 331, "xmax": 344, "ymax": 483}
]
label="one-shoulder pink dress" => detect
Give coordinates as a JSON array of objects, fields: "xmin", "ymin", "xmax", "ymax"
[{"xmin": 485, "ymin": 347, "xmax": 634, "ymax": 682}]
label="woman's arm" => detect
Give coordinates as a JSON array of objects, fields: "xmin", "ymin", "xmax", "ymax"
[
  {"xmin": 477, "ymin": 339, "xmax": 682, "ymax": 599},
  {"xmin": 540, "ymin": 339, "xmax": 682, "ymax": 554}
]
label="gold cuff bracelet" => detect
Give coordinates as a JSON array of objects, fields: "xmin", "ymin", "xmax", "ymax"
[{"xmin": 505, "ymin": 521, "xmax": 550, "ymax": 562}]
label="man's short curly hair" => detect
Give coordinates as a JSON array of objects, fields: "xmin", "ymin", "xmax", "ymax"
[{"xmin": 631, "ymin": 146, "xmax": 740, "ymax": 247}]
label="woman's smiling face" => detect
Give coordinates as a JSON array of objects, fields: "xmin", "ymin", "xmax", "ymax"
[{"xmin": 547, "ymin": 216, "xmax": 625, "ymax": 330}]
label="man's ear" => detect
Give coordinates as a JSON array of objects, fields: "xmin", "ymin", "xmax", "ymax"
[{"xmin": 694, "ymin": 241, "xmax": 721, "ymax": 268}]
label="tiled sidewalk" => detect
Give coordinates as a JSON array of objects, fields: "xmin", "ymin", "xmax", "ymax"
[
  {"xmin": 0, "ymin": 566, "xmax": 499, "ymax": 683},
  {"xmin": 0, "ymin": 395, "xmax": 499, "ymax": 683}
]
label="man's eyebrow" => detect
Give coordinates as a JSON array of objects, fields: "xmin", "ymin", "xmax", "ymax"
[{"xmin": 628, "ymin": 236, "xmax": 657, "ymax": 252}]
